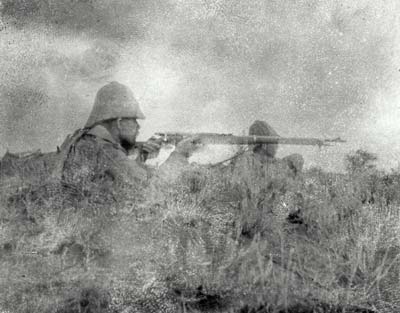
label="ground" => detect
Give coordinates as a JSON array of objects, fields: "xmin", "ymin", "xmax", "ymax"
[{"xmin": 0, "ymin": 151, "xmax": 399, "ymax": 313}]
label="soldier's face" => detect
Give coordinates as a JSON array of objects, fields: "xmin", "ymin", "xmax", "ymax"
[{"xmin": 117, "ymin": 118, "xmax": 140, "ymax": 149}]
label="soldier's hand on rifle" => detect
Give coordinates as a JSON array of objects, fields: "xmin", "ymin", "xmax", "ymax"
[
  {"xmin": 141, "ymin": 136, "xmax": 163, "ymax": 160},
  {"xmin": 174, "ymin": 135, "xmax": 203, "ymax": 158}
]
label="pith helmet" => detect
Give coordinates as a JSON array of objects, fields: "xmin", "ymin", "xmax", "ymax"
[
  {"xmin": 249, "ymin": 120, "xmax": 278, "ymax": 157},
  {"xmin": 85, "ymin": 81, "xmax": 145, "ymax": 128}
]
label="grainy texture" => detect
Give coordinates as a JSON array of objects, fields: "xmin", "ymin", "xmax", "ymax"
[
  {"xmin": 1, "ymin": 1, "xmax": 400, "ymax": 313},
  {"xmin": 1, "ymin": 1, "xmax": 400, "ymax": 170}
]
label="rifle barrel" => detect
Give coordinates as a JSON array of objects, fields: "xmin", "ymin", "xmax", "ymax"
[
  {"xmin": 200, "ymin": 135, "xmax": 326, "ymax": 146},
  {"xmin": 155, "ymin": 132, "xmax": 342, "ymax": 146}
]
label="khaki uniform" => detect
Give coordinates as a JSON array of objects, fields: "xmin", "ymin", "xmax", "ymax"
[
  {"xmin": 233, "ymin": 120, "xmax": 304, "ymax": 177},
  {"xmin": 249, "ymin": 120, "xmax": 278, "ymax": 158},
  {"xmin": 230, "ymin": 151, "xmax": 295, "ymax": 182},
  {"xmin": 226, "ymin": 121, "xmax": 305, "ymax": 243},
  {"xmin": 61, "ymin": 125, "xmax": 147, "ymax": 187},
  {"xmin": 1, "ymin": 81, "xmax": 148, "ymax": 197},
  {"xmin": 0, "ymin": 126, "xmax": 148, "ymax": 207},
  {"xmin": 1, "ymin": 125, "xmax": 188, "ymax": 206}
]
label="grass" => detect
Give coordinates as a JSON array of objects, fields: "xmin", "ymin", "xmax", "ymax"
[{"xmin": 0, "ymin": 149, "xmax": 399, "ymax": 312}]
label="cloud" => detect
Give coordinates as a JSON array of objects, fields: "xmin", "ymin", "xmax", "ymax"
[
  {"xmin": 1, "ymin": 0, "xmax": 400, "ymax": 170},
  {"xmin": 0, "ymin": 0, "xmax": 161, "ymax": 41},
  {"xmin": 0, "ymin": 24, "xmax": 117, "ymax": 151}
]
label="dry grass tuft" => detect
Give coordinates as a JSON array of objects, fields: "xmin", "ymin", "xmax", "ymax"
[{"xmin": 0, "ymin": 150, "xmax": 399, "ymax": 312}]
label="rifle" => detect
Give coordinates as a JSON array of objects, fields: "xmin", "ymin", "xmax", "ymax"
[
  {"xmin": 153, "ymin": 132, "xmax": 345, "ymax": 147},
  {"xmin": 136, "ymin": 132, "xmax": 346, "ymax": 160}
]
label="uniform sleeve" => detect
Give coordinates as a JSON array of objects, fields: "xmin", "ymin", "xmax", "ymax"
[
  {"xmin": 97, "ymin": 141, "xmax": 149, "ymax": 184},
  {"xmin": 63, "ymin": 136, "xmax": 148, "ymax": 186}
]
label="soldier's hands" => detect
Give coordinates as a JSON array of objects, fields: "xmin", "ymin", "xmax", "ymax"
[
  {"xmin": 140, "ymin": 135, "xmax": 203, "ymax": 161},
  {"xmin": 174, "ymin": 135, "xmax": 203, "ymax": 158},
  {"xmin": 141, "ymin": 136, "xmax": 162, "ymax": 160}
]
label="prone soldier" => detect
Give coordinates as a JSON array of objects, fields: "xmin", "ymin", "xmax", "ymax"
[
  {"xmin": 59, "ymin": 81, "xmax": 199, "ymax": 191},
  {"xmin": 230, "ymin": 120, "xmax": 305, "ymax": 179},
  {"xmin": 0, "ymin": 81, "xmax": 199, "ymax": 205}
]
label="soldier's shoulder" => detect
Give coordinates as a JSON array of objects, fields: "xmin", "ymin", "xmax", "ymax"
[
  {"xmin": 59, "ymin": 126, "xmax": 123, "ymax": 155},
  {"xmin": 86, "ymin": 125, "xmax": 117, "ymax": 144},
  {"xmin": 59, "ymin": 126, "xmax": 116, "ymax": 149}
]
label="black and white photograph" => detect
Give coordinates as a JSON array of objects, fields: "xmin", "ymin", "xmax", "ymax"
[{"xmin": 0, "ymin": 1, "xmax": 399, "ymax": 312}]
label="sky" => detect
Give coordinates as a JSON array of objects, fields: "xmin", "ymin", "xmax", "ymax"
[{"xmin": 0, "ymin": 0, "xmax": 400, "ymax": 171}]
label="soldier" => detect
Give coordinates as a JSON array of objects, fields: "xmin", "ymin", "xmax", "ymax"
[
  {"xmin": 248, "ymin": 119, "xmax": 279, "ymax": 160},
  {"xmin": 228, "ymin": 120, "xmax": 305, "ymax": 243},
  {"xmin": 58, "ymin": 81, "xmax": 198, "ymax": 198},
  {"xmin": 1, "ymin": 81, "xmax": 199, "ymax": 206},
  {"xmin": 60, "ymin": 81, "xmax": 148, "ymax": 187},
  {"xmin": 230, "ymin": 120, "xmax": 304, "ymax": 177},
  {"xmin": 249, "ymin": 120, "xmax": 304, "ymax": 173}
]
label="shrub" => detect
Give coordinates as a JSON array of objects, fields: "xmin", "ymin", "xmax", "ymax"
[{"xmin": 1, "ymin": 150, "xmax": 399, "ymax": 312}]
